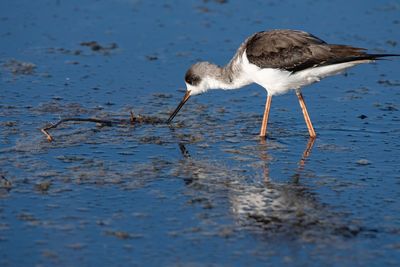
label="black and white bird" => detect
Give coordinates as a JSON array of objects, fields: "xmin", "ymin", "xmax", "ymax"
[{"xmin": 167, "ymin": 29, "xmax": 398, "ymax": 138}]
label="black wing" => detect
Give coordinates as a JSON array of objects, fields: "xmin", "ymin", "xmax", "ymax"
[{"xmin": 245, "ymin": 30, "xmax": 381, "ymax": 73}]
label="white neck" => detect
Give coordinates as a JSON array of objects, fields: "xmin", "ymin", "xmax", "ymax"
[{"xmin": 205, "ymin": 55, "xmax": 252, "ymax": 90}]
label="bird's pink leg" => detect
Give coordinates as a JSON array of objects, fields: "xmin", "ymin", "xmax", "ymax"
[
  {"xmin": 296, "ymin": 90, "xmax": 316, "ymax": 138},
  {"xmin": 260, "ymin": 95, "xmax": 272, "ymax": 137}
]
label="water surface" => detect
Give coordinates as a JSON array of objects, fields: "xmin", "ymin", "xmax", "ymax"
[{"xmin": 1, "ymin": 0, "xmax": 400, "ymax": 266}]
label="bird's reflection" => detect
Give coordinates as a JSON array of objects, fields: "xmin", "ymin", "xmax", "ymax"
[
  {"xmin": 232, "ymin": 137, "xmax": 323, "ymax": 235},
  {"xmin": 298, "ymin": 137, "xmax": 316, "ymax": 171},
  {"xmin": 174, "ymin": 137, "xmax": 368, "ymax": 239}
]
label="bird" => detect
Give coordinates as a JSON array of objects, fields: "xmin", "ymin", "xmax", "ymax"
[{"xmin": 167, "ymin": 29, "xmax": 398, "ymax": 138}]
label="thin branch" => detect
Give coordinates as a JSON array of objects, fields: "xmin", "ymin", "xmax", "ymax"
[{"xmin": 41, "ymin": 112, "xmax": 165, "ymax": 142}]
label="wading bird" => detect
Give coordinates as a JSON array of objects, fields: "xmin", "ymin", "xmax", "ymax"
[{"xmin": 167, "ymin": 29, "xmax": 398, "ymax": 138}]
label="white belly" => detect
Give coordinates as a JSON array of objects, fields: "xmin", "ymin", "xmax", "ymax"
[{"xmin": 241, "ymin": 52, "xmax": 372, "ymax": 95}]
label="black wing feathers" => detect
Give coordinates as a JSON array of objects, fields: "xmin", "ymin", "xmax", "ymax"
[{"xmin": 245, "ymin": 30, "xmax": 397, "ymax": 73}]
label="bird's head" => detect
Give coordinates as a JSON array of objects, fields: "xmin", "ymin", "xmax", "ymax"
[{"xmin": 167, "ymin": 62, "xmax": 217, "ymax": 123}]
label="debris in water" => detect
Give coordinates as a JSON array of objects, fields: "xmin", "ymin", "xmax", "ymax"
[
  {"xmin": 40, "ymin": 111, "xmax": 165, "ymax": 142},
  {"xmin": 356, "ymin": 159, "xmax": 371, "ymax": 166},
  {"xmin": 3, "ymin": 59, "xmax": 36, "ymax": 75},
  {"xmin": 35, "ymin": 181, "xmax": 51, "ymax": 192},
  {"xmin": 105, "ymin": 230, "xmax": 143, "ymax": 240},
  {"xmin": 358, "ymin": 114, "xmax": 368, "ymax": 119},
  {"xmin": 80, "ymin": 41, "xmax": 118, "ymax": 53},
  {"xmin": 1, "ymin": 175, "xmax": 12, "ymax": 190}
]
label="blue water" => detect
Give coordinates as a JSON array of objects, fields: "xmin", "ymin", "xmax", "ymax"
[{"xmin": 1, "ymin": 0, "xmax": 400, "ymax": 266}]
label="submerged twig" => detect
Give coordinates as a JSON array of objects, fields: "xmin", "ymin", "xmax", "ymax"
[
  {"xmin": 41, "ymin": 118, "xmax": 112, "ymax": 142},
  {"xmin": 41, "ymin": 112, "xmax": 164, "ymax": 142}
]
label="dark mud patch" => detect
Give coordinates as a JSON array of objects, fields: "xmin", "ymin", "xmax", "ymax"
[
  {"xmin": 0, "ymin": 176, "xmax": 12, "ymax": 193},
  {"xmin": 80, "ymin": 41, "xmax": 118, "ymax": 54},
  {"xmin": 105, "ymin": 230, "xmax": 144, "ymax": 240},
  {"xmin": 46, "ymin": 47, "xmax": 83, "ymax": 56},
  {"xmin": 45, "ymin": 41, "xmax": 118, "ymax": 57},
  {"xmin": 3, "ymin": 59, "xmax": 36, "ymax": 75},
  {"xmin": 377, "ymin": 79, "xmax": 400, "ymax": 87},
  {"xmin": 35, "ymin": 180, "xmax": 52, "ymax": 192},
  {"xmin": 145, "ymin": 54, "xmax": 159, "ymax": 61}
]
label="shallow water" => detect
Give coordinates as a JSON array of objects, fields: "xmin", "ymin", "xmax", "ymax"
[{"xmin": 1, "ymin": 0, "xmax": 400, "ymax": 266}]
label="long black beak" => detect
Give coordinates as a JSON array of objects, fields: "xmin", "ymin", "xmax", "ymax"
[{"xmin": 167, "ymin": 90, "xmax": 191, "ymax": 123}]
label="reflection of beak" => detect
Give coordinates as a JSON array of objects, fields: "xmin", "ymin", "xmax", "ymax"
[{"xmin": 167, "ymin": 90, "xmax": 191, "ymax": 123}]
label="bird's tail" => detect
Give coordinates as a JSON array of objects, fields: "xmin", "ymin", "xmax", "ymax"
[
  {"xmin": 320, "ymin": 53, "xmax": 399, "ymax": 67},
  {"xmin": 327, "ymin": 45, "xmax": 399, "ymax": 65},
  {"xmin": 366, "ymin": 53, "xmax": 400, "ymax": 60}
]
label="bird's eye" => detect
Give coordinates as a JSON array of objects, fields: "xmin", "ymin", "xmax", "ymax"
[{"xmin": 185, "ymin": 71, "xmax": 201, "ymax": 86}]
